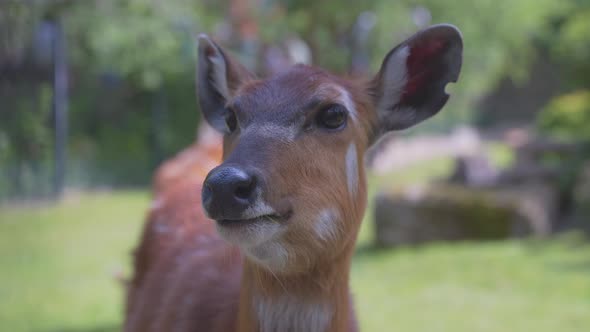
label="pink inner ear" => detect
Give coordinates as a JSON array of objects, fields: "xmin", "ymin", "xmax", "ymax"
[{"xmin": 400, "ymin": 39, "xmax": 447, "ymax": 104}]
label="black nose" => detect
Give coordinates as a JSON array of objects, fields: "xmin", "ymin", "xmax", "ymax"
[{"xmin": 202, "ymin": 165, "xmax": 257, "ymax": 220}]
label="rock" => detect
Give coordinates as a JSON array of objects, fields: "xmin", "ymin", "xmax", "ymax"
[
  {"xmin": 374, "ymin": 183, "xmax": 555, "ymax": 247},
  {"xmin": 448, "ymin": 154, "xmax": 499, "ymax": 187}
]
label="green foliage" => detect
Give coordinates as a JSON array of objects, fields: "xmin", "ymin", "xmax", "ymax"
[
  {"xmin": 372, "ymin": 0, "xmax": 568, "ymax": 129},
  {"xmin": 65, "ymin": 0, "xmax": 212, "ymax": 91},
  {"xmin": 221, "ymin": 0, "xmax": 570, "ymax": 130},
  {"xmin": 538, "ymin": 90, "xmax": 590, "ymax": 141},
  {"xmin": 57, "ymin": 1, "xmax": 217, "ymax": 186},
  {"xmin": 1, "ymin": 1, "xmax": 217, "ymax": 195},
  {"xmin": 0, "ymin": 81, "xmax": 55, "ymax": 199},
  {"xmin": 536, "ymin": 91, "xmax": 590, "ymax": 195},
  {"xmin": 546, "ymin": 1, "xmax": 590, "ymax": 87},
  {"xmin": 266, "ymin": 0, "xmax": 379, "ymax": 71}
]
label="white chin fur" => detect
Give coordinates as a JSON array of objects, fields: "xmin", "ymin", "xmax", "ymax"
[
  {"xmin": 245, "ymin": 241, "xmax": 289, "ymax": 271},
  {"xmin": 215, "ymin": 219, "xmax": 284, "ymax": 248},
  {"xmin": 216, "ymin": 221, "xmax": 289, "ymax": 271}
]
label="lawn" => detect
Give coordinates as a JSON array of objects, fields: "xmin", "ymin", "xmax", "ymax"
[
  {"xmin": 0, "ymin": 191, "xmax": 148, "ymax": 332},
  {"xmin": 1, "ymin": 161, "xmax": 589, "ymax": 331}
]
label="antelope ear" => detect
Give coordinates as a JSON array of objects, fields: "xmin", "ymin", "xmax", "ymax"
[
  {"xmin": 370, "ymin": 24, "xmax": 463, "ymax": 139},
  {"xmin": 197, "ymin": 34, "xmax": 253, "ymax": 133}
]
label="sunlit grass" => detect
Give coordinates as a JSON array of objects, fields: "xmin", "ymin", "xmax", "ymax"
[
  {"xmin": 0, "ymin": 191, "xmax": 148, "ymax": 332},
  {"xmin": 352, "ymin": 234, "xmax": 590, "ymax": 332}
]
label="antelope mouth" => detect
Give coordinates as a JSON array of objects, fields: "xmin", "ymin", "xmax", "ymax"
[
  {"xmin": 215, "ymin": 210, "xmax": 293, "ymax": 248},
  {"xmin": 216, "ymin": 213, "xmax": 286, "ymax": 227}
]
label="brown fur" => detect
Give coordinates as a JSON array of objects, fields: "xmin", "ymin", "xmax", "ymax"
[
  {"xmin": 228, "ymin": 69, "xmax": 369, "ymax": 332},
  {"xmin": 125, "ymin": 127, "xmax": 242, "ymax": 331}
]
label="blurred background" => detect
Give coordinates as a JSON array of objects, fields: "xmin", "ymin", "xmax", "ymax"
[{"xmin": 1, "ymin": 0, "xmax": 590, "ymax": 331}]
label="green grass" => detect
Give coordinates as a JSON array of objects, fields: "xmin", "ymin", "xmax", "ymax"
[
  {"xmin": 1, "ymin": 160, "xmax": 589, "ymax": 331},
  {"xmin": 352, "ymin": 236, "xmax": 590, "ymax": 332},
  {"xmin": 0, "ymin": 191, "xmax": 149, "ymax": 332}
]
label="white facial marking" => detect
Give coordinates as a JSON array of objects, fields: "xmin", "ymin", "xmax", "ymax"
[
  {"xmin": 315, "ymin": 208, "xmax": 339, "ymax": 242},
  {"xmin": 346, "ymin": 143, "xmax": 359, "ymax": 198},
  {"xmin": 215, "ymin": 186, "xmax": 286, "ymax": 258},
  {"xmin": 333, "ymin": 85, "xmax": 358, "ymax": 123},
  {"xmin": 245, "ymin": 241, "xmax": 289, "ymax": 271},
  {"xmin": 378, "ymin": 45, "xmax": 409, "ymax": 116},
  {"xmin": 255, "ymin": 295, "xmax": 332, "ymax": 332},
  {"xmin": 216, "ymin": 219, "xmax": 283, "ymax": 248}
]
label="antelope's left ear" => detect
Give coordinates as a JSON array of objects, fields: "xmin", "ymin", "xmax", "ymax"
[{"xmin": 369, "ymin": 24, "xmax": 463, "ymax": 139}]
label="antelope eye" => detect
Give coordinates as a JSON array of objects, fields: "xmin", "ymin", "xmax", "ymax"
[
  {"xmin": 224, "ymin": 109, "xmax": 237, "ymax": 133},
  {"xmin": 316, "ymin": 104, "xmax": 347, "ymax": 130}
]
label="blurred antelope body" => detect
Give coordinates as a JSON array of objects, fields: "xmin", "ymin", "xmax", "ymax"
[{"xmin": 125, "ymin": 25, "xmax": 463, "ymax": 332}]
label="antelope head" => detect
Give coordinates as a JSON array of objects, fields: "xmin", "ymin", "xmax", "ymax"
[{"xmin": 198, "ymin": 25, "xmax": 462, "ymax": 274}]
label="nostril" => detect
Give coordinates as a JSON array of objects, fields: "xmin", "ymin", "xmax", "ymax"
[{"xmin": 234, "ymin": 177, "xmax": 255, "ymax": 200}]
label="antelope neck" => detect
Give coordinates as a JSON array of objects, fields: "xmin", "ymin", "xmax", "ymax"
[{"xmin": 236, "ymin": 241, "xmax": 357, "ymax": 332}]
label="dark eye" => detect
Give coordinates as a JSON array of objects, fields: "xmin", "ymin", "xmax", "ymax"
[
  {"xmin": 225, "ymin": 110, "xmax": 237, "ymax": 133},
  {"xmin": 316, "ymin": 104, "xmax": 347, "ymax": 130}
]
